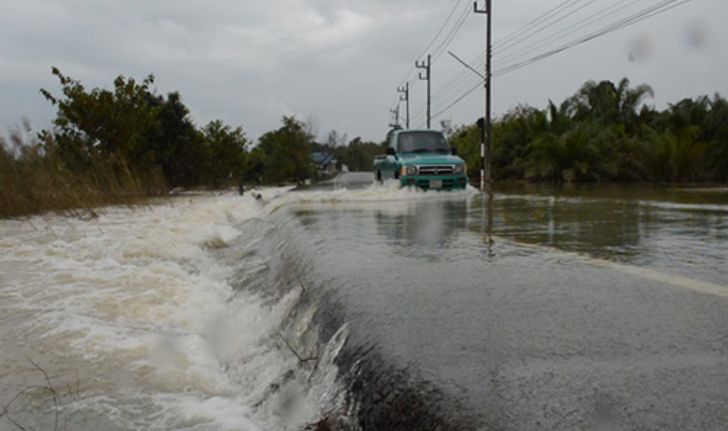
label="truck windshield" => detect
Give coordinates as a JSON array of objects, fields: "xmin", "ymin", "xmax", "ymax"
[{"xmin": 397, "ymin": 132, "xmax": 450, "ymax": 154}]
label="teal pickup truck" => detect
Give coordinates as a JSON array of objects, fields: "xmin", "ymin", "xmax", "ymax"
[{"xmin": 373, "ymin": 129, "xmax": 468, "ymax": 190}]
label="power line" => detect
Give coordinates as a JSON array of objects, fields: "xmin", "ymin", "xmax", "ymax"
[
  {"xmin": 431, "ymin": 1, "xmax": 473, "ymax": 63},
  {"xmin": 496, "ymin": 0, "xmax": 640, "ymax": 64},
  {"xmin": 436, "ymin": 0, "xmax": 639, "ymax": 100},
  {"xmin": 495, "ymin": 0, "xmax": 691, "ymax": 76},
  {"xmin": 429, "ymin": 0, "xmax": 694, "ymax": 120},
  {"xmin": 415, "ymin": 0, "xmax": 467, "ymax": 62},
  {"xmin": 438, "ymin": 0, "xmax": 678, "ymax": 99},
  {"xmin": 492, "ymin": 0, "xmax": 580, "ymax": 49},
  {"xmin": 390, "ymin": 0, "xmax": 467, "ymax": 110},
  {"xmin": 432, "ymin": 75, "xmax": 481, "ymax": 120},
  {"xmin": 494, "ymin": 0, "xmax": 603, "ymax": 55},
  {"xmin": 431, "ymin": 80, "xmax": 483, "ymax": 122}
]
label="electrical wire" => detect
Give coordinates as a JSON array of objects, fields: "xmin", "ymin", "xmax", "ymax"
[
  {"xmin": 492, "ymin": 0, "xmax": 580, "ymax": 49},
  {"xmin": 407, "ymin": 1, "xmax": 473, "ymax": 126},
  {"xmin": 494, "ymin": 0, "xmax": 691, "ymax": 76},
  {"xmin": 429, "ymin": 0, "xmax": 694, "ymax": 120},
  {"xmin": 431, "ymin": 1, "xmax": 473, "ymax": 63},
  {"xmin": 494, "ymin": 0, "xmax": 603, "ymax": 55},
  {"xmin": 390, "ymin": 0, "xmax": 467, "ymax": 110},
  {"xmin": 437, "ymin": 0, "xmax": 641, "ymax": 99},
  {"xmin": 496, "ymin": 0, "xmax": 642, "ymax": 64},
  {"xmin": 431, "ymin": 80, "xmax": 484, "ymax": 121}
]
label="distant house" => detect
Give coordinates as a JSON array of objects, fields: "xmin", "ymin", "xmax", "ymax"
[{"xmin": 311, "ymin": 151, "xmax": 338, "ymax": 175}]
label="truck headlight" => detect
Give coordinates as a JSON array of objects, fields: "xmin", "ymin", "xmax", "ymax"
[
  {"xmin": 401, "ymin": 165, "xmax": 417, "ymax": 176},
  {"xmin": 453, "ymin": 164, "xmax": 465, "ymax": 174}
]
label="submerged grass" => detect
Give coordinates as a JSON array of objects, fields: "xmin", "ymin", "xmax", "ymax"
[{"xmin": 0, "ymin": 130, "xmax": 167, "ymax": 219}]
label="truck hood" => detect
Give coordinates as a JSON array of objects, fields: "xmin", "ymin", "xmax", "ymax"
[{"xmin": 398, "ymin": 153, "xmax": 464, "ymax": 166}]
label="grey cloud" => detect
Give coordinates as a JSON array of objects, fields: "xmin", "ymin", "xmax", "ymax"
[{"xmin": 2, "ymin": 0, "xmax": 727, "ymax": 142}]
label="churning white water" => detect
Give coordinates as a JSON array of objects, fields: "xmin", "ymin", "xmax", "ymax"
[
  {"xmin": 0, "ymin": 182, "xmax": 476, "ymax": 430},
  {"xmin": 0, "ymin": 189, "xmax": 320, "ymax": 430}
]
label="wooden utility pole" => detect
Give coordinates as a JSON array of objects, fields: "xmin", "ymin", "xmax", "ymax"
[
  {"xmin": 415, "ymin": 55, "xmax": 431, "ymax": 129},
  {"xmin": 397, "ymin": 83, "xmax": 410, "ymax": 129},
  {"xmin": 389, "ymin": 105, "xmax": 401, "ymax": 129},
  {"xmin": 474, "ymin": 0, "xmax": 492, "ymax": 191}
]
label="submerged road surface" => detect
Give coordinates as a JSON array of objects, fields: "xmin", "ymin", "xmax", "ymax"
[{"xmin": 284, "ymin": 173, "xmax": 728, "ymax": 430}]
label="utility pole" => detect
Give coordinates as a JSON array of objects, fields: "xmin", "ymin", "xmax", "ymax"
[
  {"xmin": 389, "ymin": 105, "xmax": 401, "ymax": 129},
  {"xmin": 415, "ymin": 54, "xmax": 431, "ymax": 129},
  {"xmin": 397, "ymin": 82, "xmax": 410, "ymax": 129},
  {"xmin": 474, "ymin": 0, "xmax": 492, "ymax": 192}
]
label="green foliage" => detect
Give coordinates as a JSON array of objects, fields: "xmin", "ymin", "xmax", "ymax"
[
  {"xmin": 40, "ymin": 68, "xmax": 160, "ymax": 172},
  {"xmin": 0, "ymin": 127, "xmax": 163, "ymax": 218},
  {"xmin": 203, "ymin": 120, "xmax": 248, "ymax": 187},
  {"xmin": 145, "ymin": 92, "xmax": 208, "ymax": 188},
  {"xmin": 257, "ymin": 116, "xmax": 313, "ymax": 183},
  {"xmin": 8, "ymin": 71, "xmax": 727, "ymax": 219},
  {"xmin": 39, "ymin": 67, "xmax": 253, "ymax": 190},
  {"xmin": 449, "ymin": 78, "xmax": 728, "ymax": 183},
  {"xmin": 333, "ymin": 137, "xmax": 386, "ymax": 172}
]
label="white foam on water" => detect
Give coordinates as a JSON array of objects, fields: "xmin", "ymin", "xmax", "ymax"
[
  {"xmin": 267, "ymin": 181, "xmax": 478, "ymax": 213},
  {"xmin": 0, "ymin": 190, "xmax": 323, "ymax": 430},
  {"xmin": 0, "ymin": 183, "xmax": 480, "ymax": 429}
]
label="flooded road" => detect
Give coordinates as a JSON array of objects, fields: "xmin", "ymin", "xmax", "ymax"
[
  {"xmin": 1, "ymin": 174, "xmax": 727, "ymax": 430},
  {"xmin": 293, "ymin": 173, "xmax": 728, "ymax": 429}
]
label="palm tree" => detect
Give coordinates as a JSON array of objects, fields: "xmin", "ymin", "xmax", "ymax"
[
  {"xmin": 616, "ymin": 78, "xmax": 654, "ymax": 129},
  {"xmin": 566, "ymin": 78, "xmax": 653, "ymax": 129}
]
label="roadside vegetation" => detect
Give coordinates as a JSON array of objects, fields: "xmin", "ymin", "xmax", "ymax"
[
  {"xmin": 2, "ymin": 71, "xmax": 726, "ymax": 218},
  {"xmin": 449, "ymin": 78, "xmax": 728, "ymax": 183},
  {"xmin": 0, "ymin": 126, "xmax": 160, "ymax": 218},
  {"xmin": 0, "ymin": 68, "xmax": 314, "ymax": 217}
]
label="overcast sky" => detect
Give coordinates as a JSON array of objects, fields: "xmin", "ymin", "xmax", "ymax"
[{"xmin": 1, "ymin": 0, "xmax": 726, "ymax": 143}]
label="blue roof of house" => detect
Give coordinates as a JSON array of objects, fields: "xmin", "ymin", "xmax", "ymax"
[{"xmin": 312, "ymin": 152, "xmax": 334, "ymax": 164}]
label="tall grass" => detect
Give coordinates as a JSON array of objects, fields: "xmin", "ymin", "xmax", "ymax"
[{"xmin": 0, "ymin": 130, "xmax": 166, "ymax": 218}]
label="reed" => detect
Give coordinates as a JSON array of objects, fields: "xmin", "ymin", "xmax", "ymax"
[{"xmin": 0, "ymin": 132, "xmax": 166, "ymax": 218}]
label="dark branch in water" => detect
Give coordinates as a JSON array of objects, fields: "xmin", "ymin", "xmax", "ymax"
[
  {"xmin": 277, "ymin": 333, "xmax": 318, "ymax": 365},
  {"xmin": 5, "ymin": 416, "xmax": 31, "ymax": 431},
  {"xmin": 3, "ymin": 384, "xmax": 51, "ymax": 431},
  {"xmin": 25, "ymin": 356, "xmax": 60, "ymax": 431}
]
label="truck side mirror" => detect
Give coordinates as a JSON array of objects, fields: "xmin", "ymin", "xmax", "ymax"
[
  {"xmin": 450, "ymin": 147, "xmax": 458, "ymax": 156},
  {"xmin": 386, "ymin": 147, "xmax": 397, "ymax": 157}
]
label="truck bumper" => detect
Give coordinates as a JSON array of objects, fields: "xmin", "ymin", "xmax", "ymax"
[{"xmin": 400, "ymin": 175, "xmax": 468, "ymax": 190}]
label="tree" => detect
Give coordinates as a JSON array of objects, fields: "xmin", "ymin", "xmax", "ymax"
[
  {"xmin": 257, "ymin": 116, "xmax": 312, "ymax": 183},
  {"xmin": 203, "ymin": 120, "xmax": 248, "ymax": 187},
  {"xmin": 567, "ymin": 78, "xmax": 653, "ymax": 130},
  {"xmin": 325, "ymin": 129, "xmax": 348, "ymax": 148},
  {"xmin": 40, "ymin": 67, "xmax": 159, "ymax": 173},
  {"xmin": 146, "ymin": 92, "xmax": 208, "ymax": 187},
  {"xmin": 332, "ymin": 137, "xmax": 383, "ymax": 172},
  {"xmin": 40, "ymin": 67, "xmax": 251, "ymax": 189}
]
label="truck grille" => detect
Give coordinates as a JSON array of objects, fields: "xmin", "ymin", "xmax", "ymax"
[{"xmin": 417, "ymin": 165, "xmax": 454, "ymax": 176}]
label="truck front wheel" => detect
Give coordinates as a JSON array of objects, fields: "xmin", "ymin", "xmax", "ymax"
[{"xmin": 376, "ymin": 170, "xmax": 382, "ymax": 183}]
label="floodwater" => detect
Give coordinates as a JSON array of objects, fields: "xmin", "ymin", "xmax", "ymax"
[{"xmin": 1, "ymin": 174, "xmax": 727, "ymax": 430}]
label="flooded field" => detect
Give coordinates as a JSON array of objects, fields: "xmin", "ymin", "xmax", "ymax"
[{"xmin": 1, "ymin": 175, "xmax": 727, "ymax": 430}]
